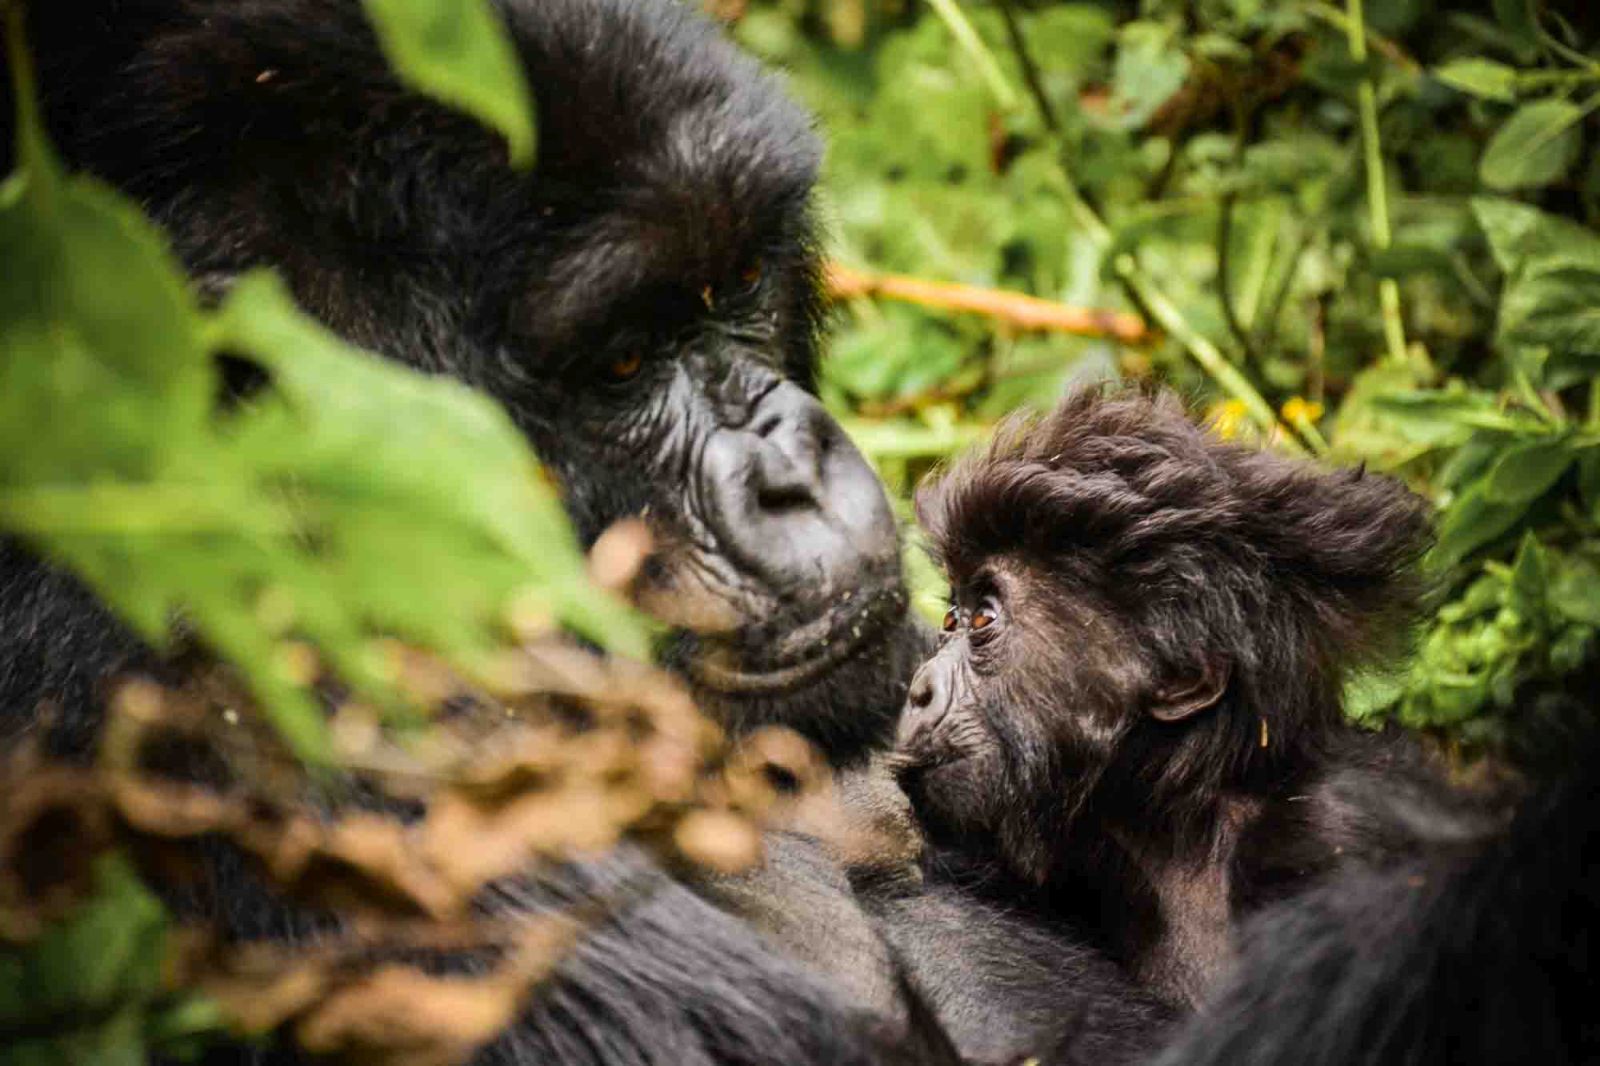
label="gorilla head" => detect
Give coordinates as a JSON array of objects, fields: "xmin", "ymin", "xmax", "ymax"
[
  {"xmin": 2, "ymin": 0, "xmax": 926, "ymax": 762},
  {"xmin": 893, "ymin": 386, "xmax": 1433, "ymax": 882}
]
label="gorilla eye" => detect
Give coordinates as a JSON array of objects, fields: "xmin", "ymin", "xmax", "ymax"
[
  {"xmin": 738, "ymin": 260, "xmax": 764, "ymax": 293},
  {"xmin": 971, "ymin": 598, "xmax": 1001, "ymax": 631},
  {"xmin": 606, "ymin": 352, "xmax": 644, "ymax": 384},
  {"xmin": 942, "ymin": 607, "xmax": 959, "ymax": 633}
]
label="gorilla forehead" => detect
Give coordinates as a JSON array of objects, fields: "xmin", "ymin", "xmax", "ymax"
[{"xmin": 19, "ymin": 0, "xmax": 820, "ymax": 362}]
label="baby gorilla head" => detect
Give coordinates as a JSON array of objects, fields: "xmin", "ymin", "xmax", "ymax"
[{"xmin": 893, "ymin": 386, "xmax": 1433, "ymax": 884}]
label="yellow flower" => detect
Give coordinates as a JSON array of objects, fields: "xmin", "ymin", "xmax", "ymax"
[
  {"xmin": 1281, "ymin": 396, "xmax": 1325, "ymax": 425},
  {"xmin": 1208, "ymin": 399, "xmax": 1249, "ymax": 440}
]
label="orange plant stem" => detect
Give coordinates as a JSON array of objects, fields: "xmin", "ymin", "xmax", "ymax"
[{"xmin": 826, "ymin": 262, "xmax": 1148, "ymax": 344}]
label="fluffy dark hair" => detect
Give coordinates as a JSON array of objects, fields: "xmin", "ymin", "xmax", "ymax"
[{"xmin": 916, "ymin": 384, "xmax": 1434, "ymax": 831}]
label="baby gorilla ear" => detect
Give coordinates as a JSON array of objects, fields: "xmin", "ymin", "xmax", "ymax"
[{"xmin": 1148, "ymin": 657, "xmax": 1230, "ymax": 722}]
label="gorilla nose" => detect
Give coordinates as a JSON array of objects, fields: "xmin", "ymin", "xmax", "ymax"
[
  {"xmin": 710, "ymin": 381, "xmax": 899, "ymax": 597},
  {"xmin": 751, "ymin": 396, "xmax": 824, "ymax": 511}
]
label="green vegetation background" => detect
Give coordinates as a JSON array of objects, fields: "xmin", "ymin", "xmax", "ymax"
[
  {"xmin": 737, "ymin": 0, "xmax": 1600, "ymax": 760},
  {"xmin": 4, "ymin": 1, "xmax": 1600, "ymax": 1061}
]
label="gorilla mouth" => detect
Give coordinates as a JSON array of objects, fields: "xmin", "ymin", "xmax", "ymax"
[{"xmin": 686, "ymin": 583, "xmax": 907, "ymax": 695}]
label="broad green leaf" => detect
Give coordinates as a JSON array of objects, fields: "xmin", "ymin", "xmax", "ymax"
[
  {"xmin": 1484, "ymin": 436, "xmax": 1576, "ymax": 504},
  {"xmin": 1551, "ymin": 554, "xmax": 1600, "ymax": 625},
  {"xmin": 1479, "ymin": 100, "xmax": 1583, "ymax": 191},
  {"xmin": 1104, "ymin": 21, "xmax": 1190, "ymax": 130},
  {"xmin": 1434, "ymin": 58, "xmax": 1518, "ymax": 102},
  {"xmin": 1471, "ymin": 198, "xmax": 1600, "ymax": 274},
  {"xmin": 1367, "ymin": 390, "xmax": 1521, "ymax": 447},
  {"xmin": 1498, "ymin": 265, "xmax": 1600, "ymax": 357},
  {"xmin": 1508, "ymin": 531, "xmax": 1548, "ymax": 613},
  {"xmin": 0, "ymin": 49, "xmax": 640, "ymax": 764},
  {"xmin": 1024, "ymin": 5, "xmax": 1116, "ymax": 79},
  {"xmin": 1491, "ymin": 0, "xmax": 1540, "ymax": 58},
  {"xmin": 1433, "ymin": 478, "xmax": 1527, "ymax": 568},
  {"xmin": 361, "ymin": 0, "xmax": 537, "ymax": 168}
]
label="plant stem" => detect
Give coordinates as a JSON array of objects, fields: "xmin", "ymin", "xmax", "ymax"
[
  {"xmin": 1217, "ymin": 194, "xmax": 1261, "ymax": 365},
  {"xmin": 924, "ymin": 0, "xmax": 1018, "ymax": 112},
  {"xmin": 1346, "ymin": 0, "xmax": 1409, "ymax": 366}
]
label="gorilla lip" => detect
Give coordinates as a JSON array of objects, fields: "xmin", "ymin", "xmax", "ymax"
[{"xmin": 687, "ymin": 583, "xmax": 906, "ymax": 694}]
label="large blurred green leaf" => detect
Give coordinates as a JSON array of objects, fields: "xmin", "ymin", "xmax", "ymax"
[
  {"xmin": 1472, "ymin": 198, "xmax": 1600, "ymax": 273},
  {"xmin": 0, "ymin": 43, "xmax": 641, "ymax": 762},
  {"xmin": 1433, "ymin": 478, "xmax": 1527, "ymax": 569},
  {"xmin": 1484, "ymin": 435, "xmax": 1576, "ymax": 504},
  {"xmin": 362, "ymin": 0, "xmax": 537, "ymax": 168}
]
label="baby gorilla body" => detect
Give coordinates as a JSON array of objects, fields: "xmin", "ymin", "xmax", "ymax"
[{"xmin": 895, "ymin": 385, "xmax": 1486, "ymax": 1007}]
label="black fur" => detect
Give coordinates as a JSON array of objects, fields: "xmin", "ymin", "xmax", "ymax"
[
  {"xmin": 1, "ymin": 2, "xmax": 934, "ymax": 1061},
  {"xmin": 869, "ymin": 876, "xmax": 1176, "ymax": 1065},
  {"xmin": 2, "ymin": 0, "xmax": 924, "ymax": 764},
  {"xmin": 898, "ymin": 385, "xmax": 1477, "ymax": 1005},
  {"xmin": 1150, "ymin": 744, "xmax": 1600, "ymax": 1064}
]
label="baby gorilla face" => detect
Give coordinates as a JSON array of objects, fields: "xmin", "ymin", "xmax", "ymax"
[
  {"xmin": 891, "ymin": 580, "xmax": 1010, "ymax": 847},
  {"xmin": 890, "ymin": 556, "xmax": 1161, "ymax": 881}
]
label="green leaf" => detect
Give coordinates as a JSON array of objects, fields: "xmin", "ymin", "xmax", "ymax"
[
  {"xmin": 1479, "ymin": 99, "xmax": 1583, "ymax": 191},
  {"xmin": 1491, "ymin": 0, "xmax": 1540, "ymax": 59},
  {"xmin": 361, "ymin": 0, "xmax": 537, "ymax": 168},
  {"xmin": 1508, "ymin": 531, "xmax": 1549, "ymax": 612},
  {"xmin": 1471, "ymin": 197, "xmax": 1600, "ymax": 274},
  {"xmin": 1434, "ymin": 478, "xmax": 1527, "ymax": 568},
  {"xmin": 0, "ymin": 128, "xmax": 643, "ymax": 764},
  {"xmin": 1343, "ymin": 668, "xmax": 1407, "ymax": 723},
  {"xmin": 1368, "ymin": 389, "xmax": 1526, "ymax": 446},
  {"xmin": 1484, "ymin": 436, "xmax": 1576, "ymax": 504},
  {"xmin": 1551, "ymin": 554, "xmax": 1600, "ymax": 625},
  {"xmin": 1433, "ymin": 58, "xmax": 1518, "ymax": 102},
  {"xmin": 1104, "ymin": 20, "xmax": 1190, "ymax": 130},
  {"xmin": 1499, "ymin": 265, "xmax": 1600, "ymax": 358}
]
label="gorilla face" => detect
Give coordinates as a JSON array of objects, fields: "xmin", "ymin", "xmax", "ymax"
[
  {"xmin": 891, "ymin": 557, "xmax": 1144, "ymax": 881},
  {"xmin": 6, "ymin": 0, "xmax": 924, "ymax": 759}
]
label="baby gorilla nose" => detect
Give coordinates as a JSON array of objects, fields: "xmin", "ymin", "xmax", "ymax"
[{"xmin": 896, "ymin": 660, "xmax": 950, "ymax": 751}]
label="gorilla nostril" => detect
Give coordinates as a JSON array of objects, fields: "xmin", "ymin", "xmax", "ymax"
[
  {"xmin": 753, "ymin": 411, "xmax": 783, "ymax": 438},
  {"xmin": 908, "ymin": 672, "xmax": 934, "ymax": 709},
  {"xmin": 756, "ymin": 482, "xmax": 813, "ymax": 514}
]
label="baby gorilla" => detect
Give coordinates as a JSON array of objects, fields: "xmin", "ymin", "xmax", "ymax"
[{"xmin": 895, "ymin": 385, "xmax": 1480, "ymax": 1007}]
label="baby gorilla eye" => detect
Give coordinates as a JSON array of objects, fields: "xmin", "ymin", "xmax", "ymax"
[
  {"xmin": 942, "ymin": 606, "xmax": 959, "ymax": 633},
  {"xmin": 971, "ymin": 596, "xmax": 1001, "ymax": 631},
  {"xmin": 606, "ymin": 352, "xmax": 644, "ymax": 384}
]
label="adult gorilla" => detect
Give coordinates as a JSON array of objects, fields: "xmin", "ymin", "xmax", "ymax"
[
  {"xmin": 0, "ymin": 1, "xmax": 934, "ymax": 1062},
  {"xmin": 0, "ymin": 0, "xmax": 927, "ymax": 757}
]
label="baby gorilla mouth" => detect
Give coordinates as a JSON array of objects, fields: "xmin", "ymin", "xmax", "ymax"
[{"xmin": 685, "ymin": 582, "xmax": 909, "ymax": 695}]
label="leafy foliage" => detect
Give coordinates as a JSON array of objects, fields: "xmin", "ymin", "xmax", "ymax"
[
  {"xmin": 0, "ymin": 4, "xmax": 634, "ymax": 1061},
  {"xmin": 0, "ymin": 2, "xmax": 643, "ymax": 766},
  {"xmin": 361, "ymin": 0, "xmax": 538, "ymax": 167},
  {"xmin": 737, "ymin": 0, "xmax": 1600, "ymax": 752}
]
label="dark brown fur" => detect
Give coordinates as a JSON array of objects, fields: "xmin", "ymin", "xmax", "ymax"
[{"xmin": 897, "ymin": 385, "xmax": 1487, "ymax": 1005}]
